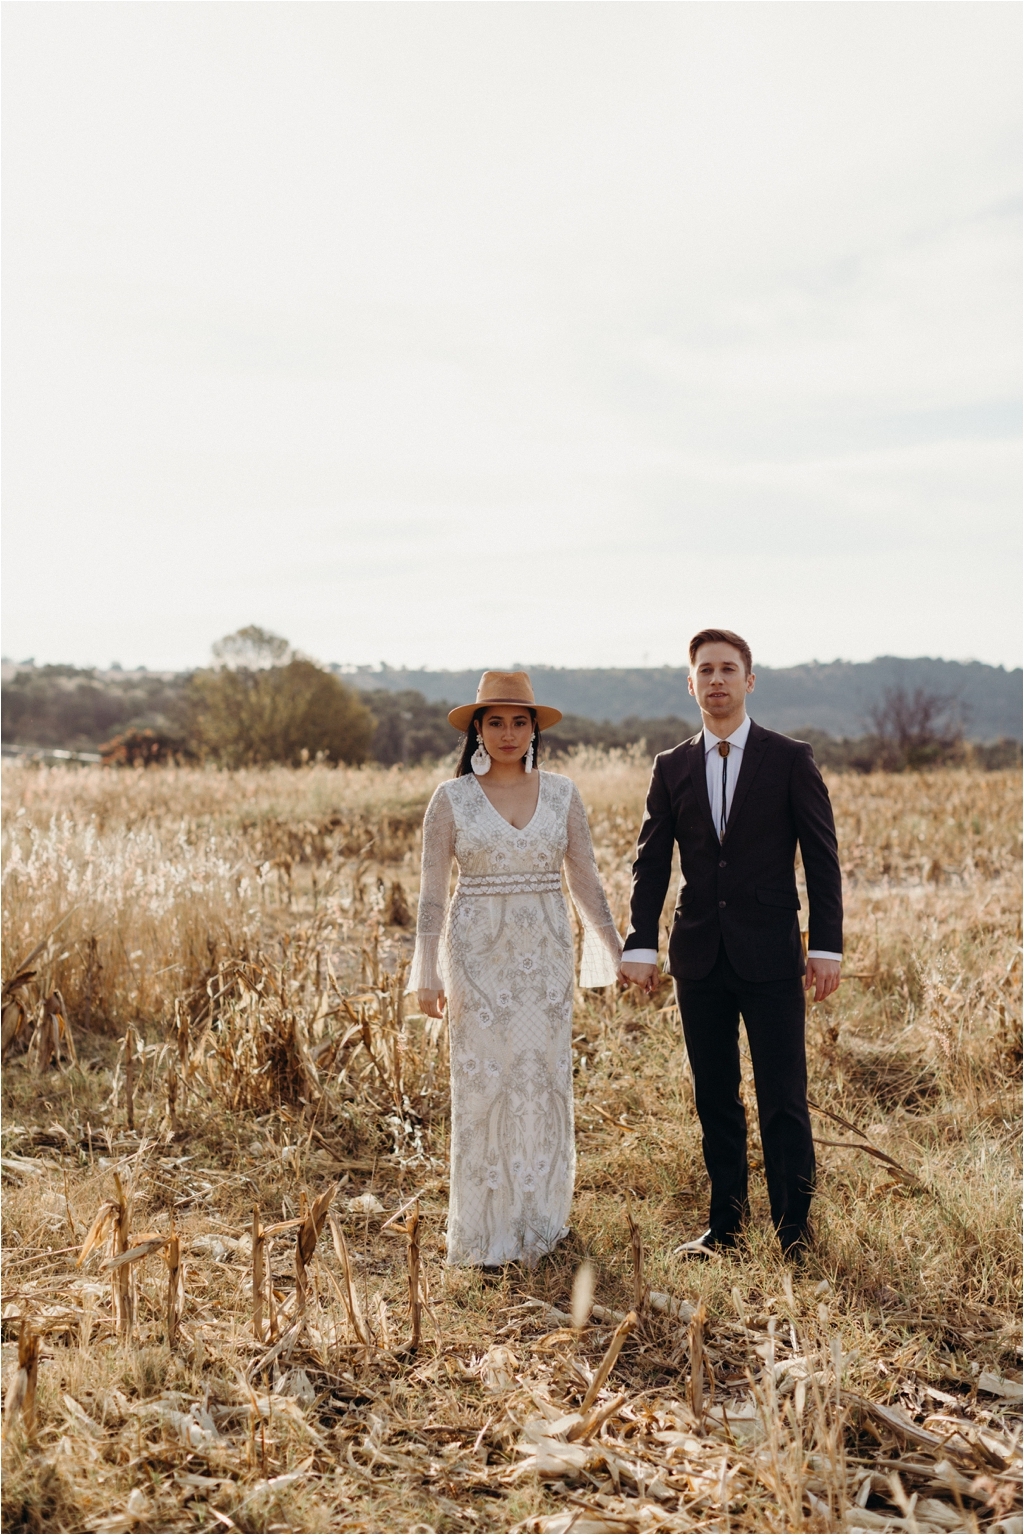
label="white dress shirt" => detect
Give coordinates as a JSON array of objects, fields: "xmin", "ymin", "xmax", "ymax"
[
  {"xmin": 622, "ymin": 713, "xmax": 841, "ymax": 965},
  {"xmin": 704, "ymin": 714, "xmax": 752, "ymax": 839}
]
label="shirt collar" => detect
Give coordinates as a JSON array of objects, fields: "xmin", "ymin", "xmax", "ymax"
[{"xmin": 703, "ymin": 715, "xmax": 752, "ymax": 756}]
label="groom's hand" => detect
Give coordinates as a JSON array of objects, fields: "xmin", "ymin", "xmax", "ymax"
[
  {"xmin": 619, "ymin": 961, "xmax": 659, "ymax": 994},
  {"xmin": 805, "ymin": 958, "xmax": 840, "ymax": 1003}
]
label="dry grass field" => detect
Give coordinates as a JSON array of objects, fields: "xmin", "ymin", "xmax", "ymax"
[{"xmin": 2, "ymin": 756, "xmax": 1021, "ymax": 1535}]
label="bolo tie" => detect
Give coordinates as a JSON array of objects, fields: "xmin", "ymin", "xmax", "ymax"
[{"xmin": 718, "ymin": 741, "xmax": 730, "ymax": 841}]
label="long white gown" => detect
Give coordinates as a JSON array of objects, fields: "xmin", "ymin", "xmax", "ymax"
[{"xmin": 408, "ymin": 770, "xmax": 622, "ymax": 1267}]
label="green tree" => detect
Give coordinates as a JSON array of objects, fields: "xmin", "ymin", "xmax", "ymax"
[{"xmin": 186, "ymin": 630, "xmax": 375, "ymax": 766}]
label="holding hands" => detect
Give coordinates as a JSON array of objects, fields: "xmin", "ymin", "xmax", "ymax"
[
  {"xmin": 618, "ymin": 960, "xmax": 659, "ymax": 995},
  {"xmin": 620, "ymin": 957, "xmax": 841, "ymax": 1002},
  {"xmin": 422, "ymin": 964, "xmax": 839, "ymax": 1014}
]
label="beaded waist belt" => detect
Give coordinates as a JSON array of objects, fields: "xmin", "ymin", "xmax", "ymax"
[{"xmin": 456, "ymin": 872, "xmax": 563, "ymax": 897}]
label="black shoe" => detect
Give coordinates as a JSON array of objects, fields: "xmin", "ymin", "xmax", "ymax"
[
  {"xmin": 779, "ymin": 1225, "xmax": 813, "ymax": 1261},
  {"xmin": 673, "ymin": 1229, "xmax": 739, "ymax": 1258}
]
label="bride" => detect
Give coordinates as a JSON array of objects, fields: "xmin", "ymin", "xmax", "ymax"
[{"xmin": 409, "ymin": 671, "xmax": 623, "ymax": 1268}]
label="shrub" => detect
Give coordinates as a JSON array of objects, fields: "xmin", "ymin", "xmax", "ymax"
[
  {"xmin": 186, "ymin": 657, "xmax": 376, "ymax": 767},
  {"xmin": 867, "ymin": 683, "xmax": 965, "ymax": 770},
  {"xmin": 99, "ymin": 727, "xmax": 186, "ymax": 766}
]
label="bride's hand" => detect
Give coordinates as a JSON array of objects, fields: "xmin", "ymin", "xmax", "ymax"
[
  {"xmin": 417, "ymin": 990, "xmax": 446, "ymax": 1019},
  {"xmin": 619, "ymin": 961, "xmax": 658, "ymax": 994}
]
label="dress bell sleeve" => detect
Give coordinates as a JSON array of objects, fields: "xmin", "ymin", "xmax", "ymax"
[
  {"xmin": 563, "ymin": 782, "xmax": 623, "ymax": 988},
  {"xmin": 406, "ymin": 784, "xmax": 456, "ymax": 994}
]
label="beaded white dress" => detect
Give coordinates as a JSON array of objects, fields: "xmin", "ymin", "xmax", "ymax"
[{"xmin": 409, "ymin": 771, "xmax": 622, "ymax": 1267}]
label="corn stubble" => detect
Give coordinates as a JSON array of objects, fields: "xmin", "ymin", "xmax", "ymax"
[{"xmin": 1, "ymin": 757, "xmax": 1021, "ymax": 1534}]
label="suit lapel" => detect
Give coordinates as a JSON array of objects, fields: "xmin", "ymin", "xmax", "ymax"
[
  {"xmin": 686, "ymin": 733, "xmax": 718, "ymax": 839},
  {"xmin": 723, "ymin": 721, "xmax": 769, "ymax": 843}
]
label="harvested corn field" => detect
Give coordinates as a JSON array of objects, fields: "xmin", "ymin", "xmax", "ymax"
[{"xmin": 2, "ymin": 758, "xmax": 1021, "ymax": 1534}]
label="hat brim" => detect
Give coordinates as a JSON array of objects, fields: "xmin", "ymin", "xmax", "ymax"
[{"xmin": 447, "ymin": 701, "xmax": 563, "ymax": 732}]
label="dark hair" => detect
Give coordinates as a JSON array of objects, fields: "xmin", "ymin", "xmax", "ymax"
[
  {"xmin": 688, "ymin": 628, "xmax": 753, "ymax": 676},
  {"xmin": 455, "ymin": 706, "xmax": 541, "ymax": 777}
]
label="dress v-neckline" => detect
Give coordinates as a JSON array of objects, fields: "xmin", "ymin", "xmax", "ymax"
[{"xmin": 472, "ymin": 771, "xmax": 544, "ymax": 833}]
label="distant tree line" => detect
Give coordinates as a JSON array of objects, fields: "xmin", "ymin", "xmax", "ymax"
[
  {"xmin": 2, "ymin": 633, "xmax": 1019, "ymax": 771},
  {"xmin": 1, "ymin": 629, "xmax": 377, "ymax": 769},
  {"xmin": 341, "ymin": 657, "xmax": 1024, "ymax": 741},
  {"xmin": 364, "ymin": 694, "xmax": 704, "ymax": 765},
  {"xmin": 1, "ymin": 664, "xmax": 185, "ymax": 753},
  {"xmin": 793, "ymin": 686, "xmax": 1020, "ymax": 772}
]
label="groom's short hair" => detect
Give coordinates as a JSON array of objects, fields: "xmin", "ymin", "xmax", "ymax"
[{"xmin": 689, "ymin": 628, "xmax": 753, "ymax": 675}]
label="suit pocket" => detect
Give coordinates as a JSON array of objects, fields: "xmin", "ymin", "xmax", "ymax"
[{"xmin": 756, "ymin": 887, "xmax": 801, "ymax": 910}]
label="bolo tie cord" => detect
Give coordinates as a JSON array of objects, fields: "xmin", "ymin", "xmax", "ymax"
[{"xmin": 718, "ymin": 741, "xmax": 730, "ymax": 841}]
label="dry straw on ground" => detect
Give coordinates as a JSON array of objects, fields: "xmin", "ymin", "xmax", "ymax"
[{"xmin": 2, "ymin": 757, "xmax": 1021, "ymax": 1534}]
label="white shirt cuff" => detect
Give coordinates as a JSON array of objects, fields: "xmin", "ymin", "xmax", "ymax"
[{"xmin": 624, "ymin": 947, "xmax": 840, "ymax": 964}]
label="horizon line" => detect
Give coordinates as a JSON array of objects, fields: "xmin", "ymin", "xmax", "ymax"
[{"xmin": 2, "ymin": 653, "xmax": 1020, "ymax": 676}]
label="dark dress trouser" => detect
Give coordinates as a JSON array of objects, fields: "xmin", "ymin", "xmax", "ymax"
[{"xmin": 673, "ymin": 944, "xmax": 816, "ymax": 1248}]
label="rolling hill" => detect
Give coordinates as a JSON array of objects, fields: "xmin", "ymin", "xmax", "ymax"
[{"xmin": 339, "ymin": 656, "xmax": 1022, "ymax": 742}]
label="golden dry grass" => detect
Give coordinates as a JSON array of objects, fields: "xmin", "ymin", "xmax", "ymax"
[{"xmin": 2, "ymin": 757, "xmax": 1021, "ymax": 1535}]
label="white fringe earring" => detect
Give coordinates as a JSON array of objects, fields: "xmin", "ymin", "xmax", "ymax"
[
  {"xmin": 524, "ymin": 735, "xmax": 535, "ymax": 774},
  {"xmin": 471, "ymin": 732, "xmax": 491, "ymax": 775}
]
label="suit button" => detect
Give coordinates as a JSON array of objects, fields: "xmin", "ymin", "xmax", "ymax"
[
  {"xmin": 719, "ymin": 900, "xmax": 726, "ymax": 908},
  {"xmin": 719, "ymin": 859, "xmax": 727, "ymax": 868}
]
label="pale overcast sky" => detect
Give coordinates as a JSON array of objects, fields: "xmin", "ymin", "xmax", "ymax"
[{"xmin": 3, "ymin": 3, "xmax": 1020, "ymax": 673}]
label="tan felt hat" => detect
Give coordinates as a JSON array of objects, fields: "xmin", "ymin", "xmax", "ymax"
[{"xmin": 447, "ymin": 671, "xmax": 562, "ymax": 733}]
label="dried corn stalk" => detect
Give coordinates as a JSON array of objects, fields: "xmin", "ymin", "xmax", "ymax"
[
  {"xmin": 688, "ymin": 1303, "xmax": 707, "ymax": 1420},
  {"xmin": 1, "ymin": 960, "xmax": 39, "ymax": 1061},
  {"xmin": 163, "ymin": 1071, "xmax": 179, "ymax": 1139},
  {"xmin": 265, "ymin": 1235, "xmax": 278, "ymax": 1343},
  {"xmin": 385, "ymin": 880, "xmax": 411, "ymax": 926},
  {"xmin": 27, "ymin": 992, "xmax": 66, "ymax": 1074},
  {"xmin": 403, "ymin": 1201, "xmax": 421, "ymax": 1353},
  {"xmin": 123, "ymin": 1025, "xmax": 137, "ymax": 1130},
  {"xmin": 580, "ymin": 1310, "xmax": 637, "ymax": 1415},
  {"xmin": 1, "ymin": 998, "xmax": 27, "ymax": 1060},
  {"xmin": 295, "ymin": 1183, "xmax": 337, "ymax": 1315},
  {"xmin": 2, "ymin": 1323, "xmax": 40, "ymax": 1440},
  {"xmin": 328, "ymin": 1212, "xmax": 371, "ymax": 1345},
  {"xmin": 626, "ymin": 1206, "xmax": 645, "ymax": 1313},
  {"xmin": 571, "ymin": 1261, "xmax": 595, "ymax": 1332},
  {"xmin": 175, "ymin": 998, "xmax": 190, "ymax": 1077},
  {"xmin": 809, "ymin": 1099, "xmax": 923, "ymax": 1187},
  {"xmin": 89, "ymin": 1185, "xmax": 177, "ymax": 1343},
  {"xmin": 111, "ymin": 1173, "xmax": 132, "ymax": 1336},
  {"xmin": 166, "ymin": 1229, "xmax": 182, "ymax": 1348},
  {"xmin": 103, "ymin": 1234, "xmax": 170, "ymax": 1271},
  {"xmin": 258, "ymin": 1214, "xmax": 304, "ymax": 1343},
  {"xmin": 76, "ymin": 1199, "xmax": 119, "ymax": 1267},
  {"xmin": 252, "ymin": 1205, "xmax": 266, "ymax": 1342},
  {"xmin": 566, "ymin": 1391, "xmax": 627, "ymax": 1444}
]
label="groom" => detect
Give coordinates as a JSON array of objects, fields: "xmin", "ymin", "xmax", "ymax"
[{"xmin": 620, "ymin": 628, "xmax": 842, "ymax": 1256}]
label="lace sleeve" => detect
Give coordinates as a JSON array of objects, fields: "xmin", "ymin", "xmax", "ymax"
[
  {"xmin": 407, "ymin": 784, "xmax": 456, "ymax": 994},
  {"xmin": 564, "ymin": 782, "xmax": 623, "ymax": 988}
]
